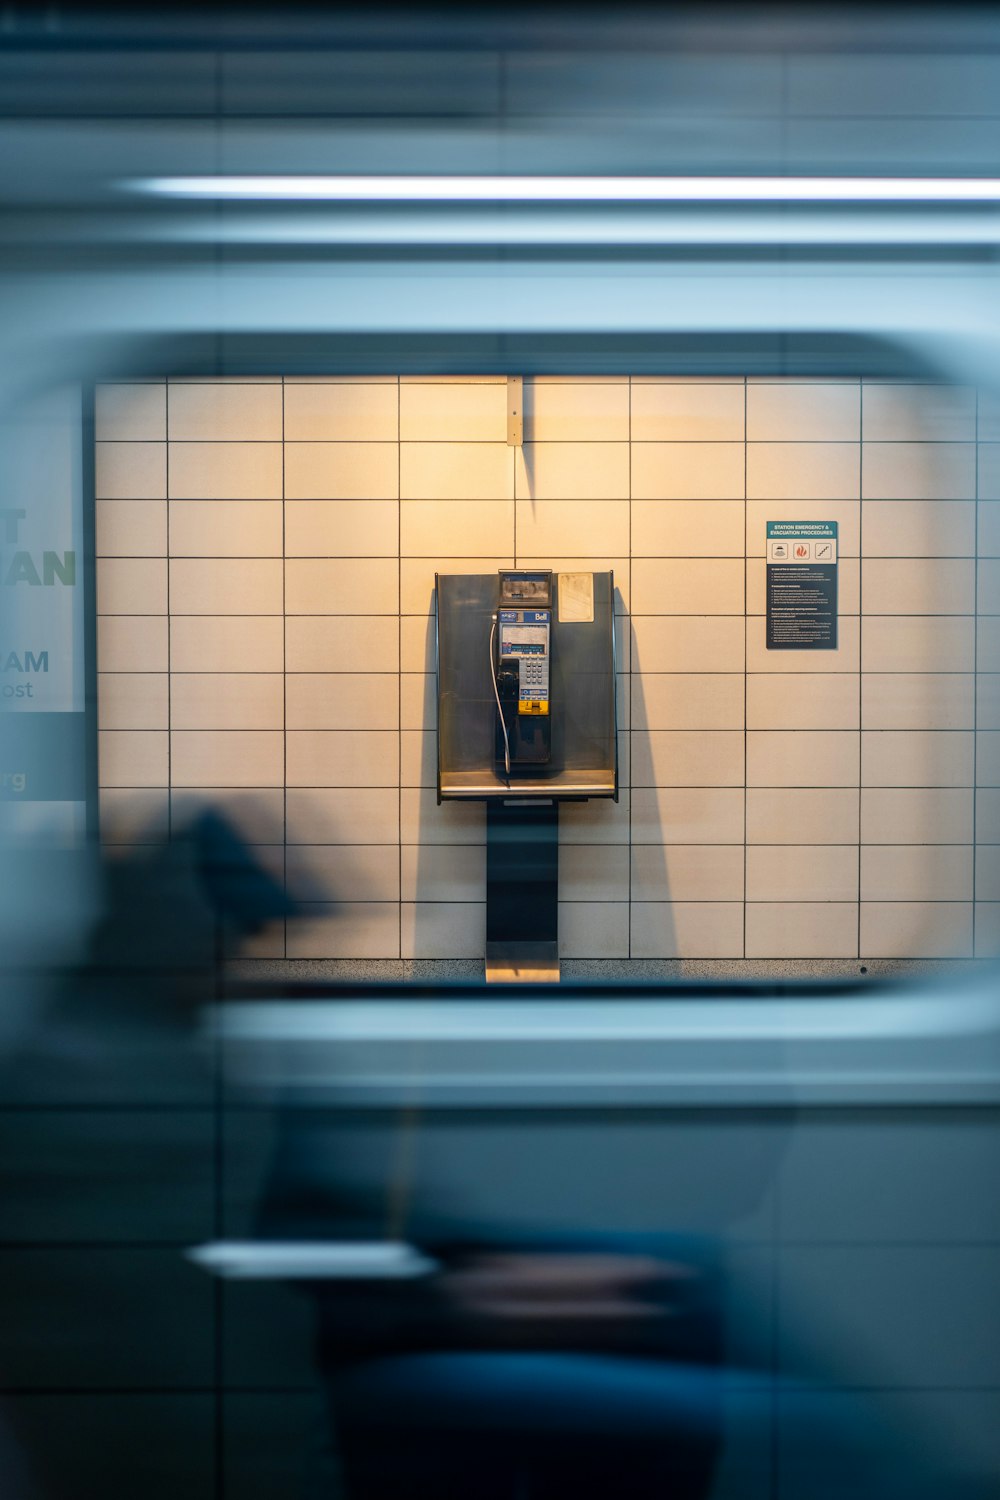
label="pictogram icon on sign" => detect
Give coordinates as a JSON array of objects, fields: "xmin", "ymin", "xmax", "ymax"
[
  {"xmin": 793, "ymin": 543, "xmax": 810, "ymax": 559},
  {"xmin": 815, "ymin": 542, "xmax": 833, "ymax": 560}
]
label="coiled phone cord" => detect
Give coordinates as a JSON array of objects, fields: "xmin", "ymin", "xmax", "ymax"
[{"xmin": 489, "ymin": 615, "xmax": 511, "ymax": 784}]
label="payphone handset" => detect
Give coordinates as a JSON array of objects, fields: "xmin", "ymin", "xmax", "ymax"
[{"xmin": 490, "ymin": 570, "xmax": 553, "ymax": 778}]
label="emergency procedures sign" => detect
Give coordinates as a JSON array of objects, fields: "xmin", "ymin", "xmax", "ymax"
[{"xmin": 766, "ymin": 521, "xmax": 838, "ymax": 650}]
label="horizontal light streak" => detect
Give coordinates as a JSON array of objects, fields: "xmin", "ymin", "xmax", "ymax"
[{"xmin": 128, "ymin": 174, "xmax": 1000, "ymax": 204}]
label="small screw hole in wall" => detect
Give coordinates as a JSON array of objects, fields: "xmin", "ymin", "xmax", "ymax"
[{"xmin": 860, "ymin": 966, "xmax": 868, "ymax": 974}]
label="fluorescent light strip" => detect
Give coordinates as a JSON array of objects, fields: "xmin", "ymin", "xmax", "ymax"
[{"xmin": 131, "ymin": 174, "xmax": 1000, "ymax": 204}]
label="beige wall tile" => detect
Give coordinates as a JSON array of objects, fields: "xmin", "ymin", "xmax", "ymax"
[
  {"xmin": 401, "ymin": 442, "xmax": 512, "ymax": 500},
  {"xmin": 631, "ymin": 844, "xmax": 743, "ymax": 901},
  {"xmin": 170, "ymin": 674, "xmax": 283, "ymax": 730},
  {"xmin": 168, "ymin": 500, "xmax": 282, "ymax": 558},
  {"xmin": 862, "ymin": 673, "xmax": 974, "ymax": 730},
  {"xmin": 559, "ymin": 844, "xmax": 630, "ymax": 902},
  {"xmin": 284, "ymin": 558, "xmax": 398, "ymax": 615},
  {"xmin": 747, "ymin": 674, "xmax": 859, "ymax": 730},
  {"xmin": 633, "ymin": 499, "xmax": 744, "ymax": 557},
  {"xmin": 861, "ymin": 730, "xmax": 973, "ymax": 787},
  {"xmin": 631, "ymin": 786, "xmax": 744, "ymax": 844},
  {"xmin": 631, "ymin": 558, "xmax": 743, "ymax": 615},
  {"xmin": 631, "ymin": 674, "xmax": 744, "ymax": 731},
  {"xmin": 98, "ymin": 674, "xmax": 168, "ymax": 731},
  {"xmin": 516, "ymin": 443, "xmax": 629, "ymax": 500},
  {"xmin": 861, "ymin": 787, "xmax": 973, "ymax": 844},
  {"xmin": 169, "ymin": 558, "xmax": 283, "ymax": 615},
  {"xmin": 747, "ymin": 845, "xmax": 858, "ymax": 902},
  {"xmin": 401, "ymin": 902, "xmax": 486, "ymax": 960},
  {"xmin": 95, "ymin": 442, "xmax": 166, "ymax": 500},
  {"xmin": 559, "ymin": 794, "xmax": 631, "ymax": 845},
  {"xmin": 400, "ymin": 615, "xmax": 437, "ymax": 672},
  {"xmin": 95, "ymin": 384, "xmax": 166, "ymax": 442},
  {"xmin": 630, "ymin": 383, "xmax": 744, "ymax": 442},
  {"xmin": 169, "ymin": 788, "xmax": 284, "ymax": 840},
  {"xmin": 558, "ymin": 901, "xmax": 628, "ymax": 959},
  {"xmin": 979, "ymin": 619, "xmax": 1000, "ymax": 672},
  {"xmin": 400, "ymin": 786, "xmax": 486, "ymax": 845},
  {"xmin": 746, "ymin": 903, "xmax": 858, "ymax": 959},
  {"xmin": 286, "ymin": 787, "xmax": 398, "ymax": 844},
  {"xmin": 171, "ymin": 616, "xmax": 282, "ymax": 673},
  {"xmin": 746, "ymin": 499, "xmax": 860, "ymax": 556},
  {"xmin": 861, "ymin": 499, "xmax": 975, "ymax": 557},
  {"xmin": 861, "ymin": 616, "xmax": 974, "ymax": 673},
  {"xmin": 746, "ymin": 788, "xmax": 859, "ymax": 844},
  {"xmin": 976, "ymin": 731, "xmax": 1000, "ymax": 786},
  {"xmin": 286, "ymin": 730, "xmax": 399, "ymax": 787},
  {"xmin": 99, "ymin": 787, "xmax": 169, "ymax": 844},
  {"xmin": 286, "ymin": 845, "xmax": 399, "ymax": 903},
  {"xmin": 862, "ymin": 442, "xmax": 975, "ymax": 501},
  {"xmin": 631, "ymin": 729, "xmax": 744, "ymax": 787},
  {"xmin": 747, "ymin": 382, "xmax": 859, "ymax": 442},
  {"xmin": 977, "ymin": 676, "xmax": 1000, "ymax": 730},
  {"xmin": 975, "ymin": 846, "xmax": 1000, "ymax": 901},
  {"xmin": 974, "ymin": 902, "xmax": 1000, "ymax": 956},
  {"xmin": 750, "ymin": 611, "xmax": 861, "ymax": 676},
  {"xmin": 977, "ymin": 560, "xmax": 1000, "ymax": 612},
  {"xmin": 290, "ymin": 903, "xmax": 400, "ymax": 960},
  {"xmin": 515, "ymin": 500, "xmax": 628, "ymax": 557},
  {"xmin": 401, "ymin": 845, "xmax": 485, "ymax": 902},
  {"xmin": 96, "ymin": 558, "xmax": 167, "ymax": 615},
  {"xmin": 401, "ymin": 673, "xmax": 436, "ymax": 731},
  {"xmin": 979, "ymin": 444, "xmax": 1000, "ymax": 500},
  {"xmin": 96, "ymin": 500, "xmax": 167, "ymax": 557},
  {"xmin": 747, "ymin": 443, "xmax": 859, "ymax": 501},
  {"xmin": 860, "ymin": 901, "xmax": 973, "ymax": 958},
  {"xmin": 284, "ymin": 383, "xmax": 398, "ymax": 441},
  {"xmin": 861, "ymin": 845, "xmax": 972, "ymax": 901},
  {"xmin": 400, "ymin": 729, "xmax": 436, "ymax": 787},
  {"xmin": 98, "ymin": 730, "xmax": 168, "ymax": 788},
  {"xmin": 167, "ymin": 384, "xmax": 282, "ymax": 441},
  {"xmin": 169, "ymin": 441, "xmax": 282, "ymax": 500},
  {"xmin": 285, "ymin": 615, "xmax": 398, "ymax": 673},
  {"xmin": 170, "ymin": 730, "xmax": 283, "ymax": 787},
  {"xmin": 747, "ymin": 730, "xmax": 859, "ymax": 787},
  {"xmin": 400, "ymin": 557, "xmax": 513, "ymax": 613},
  {"xmin": 283, "ymin": 732, "xmax": 395, "ymax": 792},
  {"xmin": 401, "ymin": 500, "xmax": 514, "ymax": 557},
  {"xmin": 978, "ymin": 501, "xmax": 1000, "ymax": 556},
  {"xmin": 286, "ymin": 674, "xmax": 399, "ymax": 731},
  {"xmin": 525, "ymin": 383, "xmax": 630, "ymax": 442},
  {"xmin": 631, "ymin": 902, "xmax": 744, "ymax": 959},
  {"xmin": 632, "ymin": 617, "xmax": 744, "ymax": 673},
  {"xmin": 861, "ymin": 558, "xmax": 973, "ymax": 615},
  {"xmin": 400, "ymin": 383, "xmax": 506, "ymax": 442},
  {"xmin": 978, "ymin": 789, "xmax": 1000, "ymax": 842},
  {"xmin": 862, "ymin": 384, "xmax": 976, "ymax": 443},
  {"xmin": 285, "ymin": 442, "xmax": 398, "ymax": 500},
  {"xmin": 632, "ymin": 443, "xmax": 744, "ymax": 500},
  {"xmin": 98, "ymin": 615, "xmax": 168, "ymax": 672},
  {"xmin": 746, "ymin": 557, "xmax": 859, "ymax": 616},
  {"xmin": 284, "ymin": 499, "xmax": 399, "ymax": 556}
]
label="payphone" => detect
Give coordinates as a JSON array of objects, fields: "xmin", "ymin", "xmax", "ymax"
[
  {"xmin": 490, "ymin": 569, "xmax": 552, "ymax": 775},
  {"xmin": 435, "ymin": 567, "xmax": 618, "ymax": 981}
]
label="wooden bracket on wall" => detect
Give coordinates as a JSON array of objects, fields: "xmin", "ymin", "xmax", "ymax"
[{"xmin": 506, "ymin": 375, "xmax": 523, "ymax": 446}]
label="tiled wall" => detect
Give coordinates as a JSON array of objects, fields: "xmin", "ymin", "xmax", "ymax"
[{"xmin": 95, "ymin": 376, "xmax": 1000, "ymax": 965}]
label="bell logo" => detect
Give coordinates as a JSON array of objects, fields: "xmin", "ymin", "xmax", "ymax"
[{"xmin": 794, "ymin": 543, "xmax": 810, "ymax": 559}]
